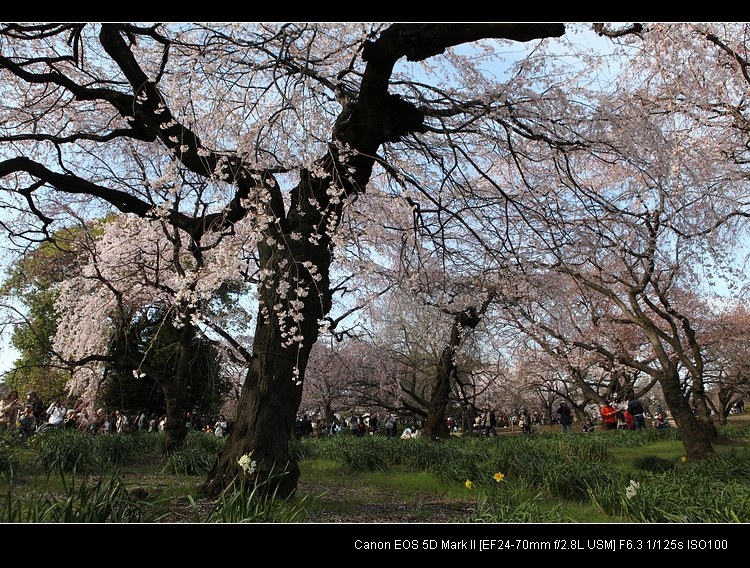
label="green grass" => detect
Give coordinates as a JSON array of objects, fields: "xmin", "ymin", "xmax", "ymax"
[
  {"xmin": 1, "ymin": 422, "xmax": 749, "ymax": 522},
  {"xmin": 293, "ymin": 426, "xmax": 750, "ymax": 523},
  {"xmin": 609, "ymin": 441, "xmax": 687, "ymax": 471}
]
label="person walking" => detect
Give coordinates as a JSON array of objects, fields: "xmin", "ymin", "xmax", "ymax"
[
  {"xmin": 300, "ymin": 414, "xmax": 313, "ymax": 438},
  {"xmin": 627, "ymin": 398, "xmax": 647, "ymax": 430},
  {"xmin": 348, "ymin": 411, "xmax": 361, "ymax": 437},
  {"xmin": 518, "ymin": 408, "xmax": 531, "ymax": 434},
  {"xmin": 214, "ymin": 414, "xmax": 228, "ymax": 438},
  {"xmin": 557, "ymin": 401, "xmax": 573, "ymax": 433},
  {"xmin": 115, "ymin": 410, "xmax": 129, "ymax": 434},
  {"xmin": 484, "ymin": 406, "xmax": 498, "ymax": 437},
  {"xmin": 19, "ymin": 405, "xmax": 36, "ymax": 441},
  {"xmin": 0, "ymin": 391, "xmax": 20, "ymax": 432},
  {"xmin": 26, "ymin": 391, "xmax": 45, "ymax": 422}
]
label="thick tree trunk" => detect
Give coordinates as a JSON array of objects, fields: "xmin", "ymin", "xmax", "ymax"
[
  {"xmin": 162, "ymin": 384, "xmax": 189, "ymax": 453},
  {"xmin": 160, "ymin": 321, "xmax": 193, "ymax": 453},
  {"xmin": 194, "ymin": 24, "xmax": 563, "ymax": 497},
  {"xmin": 688, "ymin": 375, "xmax": 722, "ymax": 439},
  {"xmin": 199, "ymin": 336, "xmax": 307, "ymax": 497},
  {"xmin": 423, "ymin": 307, "xmax": 481, "ymax": 439},
  {"xmin": 323, "ymin": 401, "xmax": 334, "ymax": 429},
  {"xmin": 200, "ymin": 215, "xmax": 330, "ymax": 498},
  {"xmin": 423, "ymin": 360, "xmax": 452, "ymax": 439},
  {"xmin": 659, "ymin": 368, "xmax": 715, "ymax": 460}
]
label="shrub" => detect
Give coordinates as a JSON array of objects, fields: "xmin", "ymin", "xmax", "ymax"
[
  {"xmin": 184, "ymin": 431, "xmax": 225, "ymax": 453},
  {"xmin": 0, "ymin": 447, "xmax": 15, "ymax": 480},
  {"xmin": 0, "ymin": 465, "xmax": 166, "ymax": 522},
  {"xmin": 463, "ymin": 488, "xmax": 569, "ymax": 523}
]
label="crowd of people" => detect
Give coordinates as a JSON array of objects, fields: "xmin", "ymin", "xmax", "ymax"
[
  {"xmin": 4, "ymin": 383, "xmax": 744, "ymax": 444},
  {"xmin": 473, "ymin": 407, "xmax": 547, "ymax": 436},
  {"xmin": 0, "ymin": 387, "xmax": 234, "ymax": 441},
  {"xmin": 292, "ymin": 410, "xmax": 416, "ymax": 440},
  {"xmin": 599, "ymin": 398, "xmax": 665, "ymax": 432},
  {"xmin": 472, "ymin": 397, "xmax": 675, "ymax": 437},
  {"xmin": 0, "ymin": 390, "xmax": 76, "ymax": 440}
]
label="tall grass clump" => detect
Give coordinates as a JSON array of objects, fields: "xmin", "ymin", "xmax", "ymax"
[
  {"xmin": 0, "ymin": 431, "xmax": 21, "ymax": 479},
  {"xmin": 533, "ymin": 457, "xmax": 628, "ymax": 503},
  {"xmin": 589, "ymin": 450, "xmax": 750, "ymax": 522},
  {"xmin": 289, "ymin": 437, "xmax": 320, "ymax": 461},
  {"xmin": 595, "ymin": 429, "xmax": 649, "ymax": 447},
  {"xmin": 638, "ymin": 427, "xmax": 682, "ymax": 443},
  {"xmin": 527, "ymin": 433, "xmax": 611, "ymax": 463},
  {"xmin": 183, "ymin": 431, "xmax": 225, "ymax": 454},
  {"xmin": 0, "ymin": 447, "xmax": 15, "ymax": 481},
  {"xmin": 333, "ymin": 436, "xmax": 392, "ymax": 472},
  {"xmin": 35, "ymin": 430, "xmax": 166, "ymax": 472},
  {"xmin": 314, "ymin": 435, "xmax": 494, "ymax": 481},
  {"xmin": 632, "ymin": 455, "xmax": 676, "ymax": 473},
  {"xmin": 619, "ymin": 473, "xmax": 750, "ymax": 522},
  {"xmin": 91, "ymin": 432, "xmax": 139, "ymax": 465},
  {"xmin": 34, "ymin": 429, "xmax": 95, "ymax": 471},
  {"xmin": 162, "ymin": 431, "xmax": 225, "ymax": 476},
  {"xmin": 0, "ymin": 463, "xmax": 166, "ymax": 522},
  {"xmin": 718, "ymin": 423, "xmax": 750, "ymax": 440},
  {"xmin": 163, "ymin": 447, "xmax": 215, "ymax": 476},
  {"xmin": 680, "ymin": 449, "xmax": 750, "ymax": 485},
  {"xmin": 199, "ymin": 461, "xmax": 316, "ymax": 522},
  {"xmin": 313, "ymin": 435, "xmax": 381, "ymax": 472},
  {"xmin": 127, "ymin": 430, "xmax": 167, "ymax": 454},
  {"xmin": 0, "ymin": 429, "xmax": 25, "ymax": 450},
  {"xmin": 427, "ymin": 441, "xmax": 488, "ymax": 484}
]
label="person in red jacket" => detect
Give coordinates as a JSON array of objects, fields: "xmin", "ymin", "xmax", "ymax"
[{"xmin": 601, "ymin": 402, "xmax": 618, "ymax": 430}]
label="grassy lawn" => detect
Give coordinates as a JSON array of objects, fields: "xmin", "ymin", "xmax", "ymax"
[
  {"xmin": 609, "ymin": 441, "xmax": 688, "ymax": 470},
  {"xmin": 1, "ymin": 416, "xmax": 749, "ymax": 522}
]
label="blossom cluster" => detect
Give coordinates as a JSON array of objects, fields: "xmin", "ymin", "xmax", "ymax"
[
  {"xmin": 238, "ymin": 452, "xmax": 257, "ymax": 475},
  {"xmin": 625, "ymin": 479, "xmax": 640, "ymax": 500}
]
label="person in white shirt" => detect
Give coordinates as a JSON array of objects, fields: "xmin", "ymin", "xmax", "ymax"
[
  {"xmin": 214, "ymin": 414, "xmax": 228, "ymax": 437},
  {"xmin": 46, "ymin": 400, "xmax": 67, "ymax": 428}
]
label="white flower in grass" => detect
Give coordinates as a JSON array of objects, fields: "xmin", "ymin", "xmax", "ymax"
[
  {"xmin": 625, "ymin": 479, "xmax": 640, "ymax": 500},
  {"xmin": 238, "ymin": 453, "xmax": 256, "ymax": 475}
]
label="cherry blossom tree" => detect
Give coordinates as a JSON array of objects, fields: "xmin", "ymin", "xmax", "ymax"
[
  {"xmin": 500, "ymin": 272, "xmax": 661, "ymax": 410},
  {"xmin": 391, "ymin": 22, "xmax": 750, "ymax": 459},
  {"xmin": 302, "ymin": 336, "xmax": 406, "ymax": 425},
  {"xmin": 698, "ymin": 301, "xmax": 750, "ymax": 424},
  {"xmin": 361, "ymin": 287, "xmax": 496, "ymax": 436},
  {"xmin": 39, "ymin": 213, "xmax": 245, "ymax": 449},
  {"xmin": 483, "ymin": 25, "xmax": 750, "ymax": 458},
  {"xmin": 5, "ymin": 21, "xmax": 750, "ymax": 496},
  {"xmin": 0, "ymin": 23, "xmax": 567, "ymax": 495}
]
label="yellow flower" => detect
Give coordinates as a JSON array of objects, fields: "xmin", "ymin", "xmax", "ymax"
[
  {"xmin": 494, "ymin": 472, "xmax": 505, "ymax": 482},
  {"xmin": 681, "ymin": 456, "xmax": 687, "ymax": 463},
  {"xmin": 465, "ymin": 480, "xmax": 474, "ymax": 489}
]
